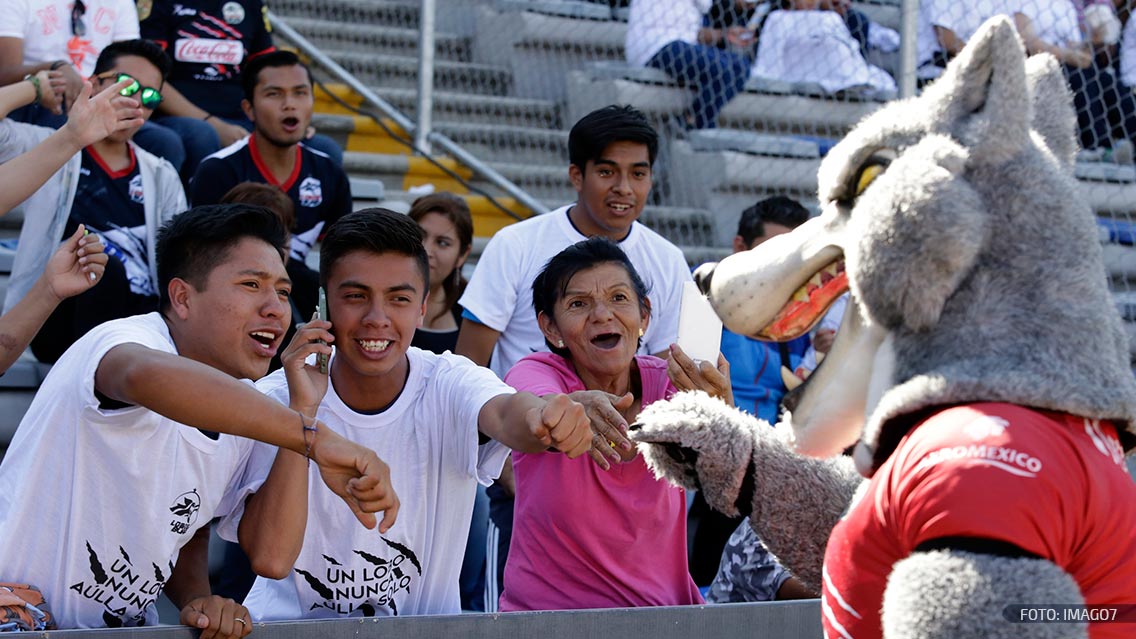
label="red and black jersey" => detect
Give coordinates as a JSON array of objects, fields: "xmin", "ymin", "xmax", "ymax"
[
  {"xmin": 191, "ymin": 134, "xmax": 352, "ymax": 262},
  {"xmin": 140, "ymin": 0, "xmax": 275, "ymax": 120}
]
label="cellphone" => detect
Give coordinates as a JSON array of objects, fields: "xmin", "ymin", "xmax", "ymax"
[
  {"xmin": 316, "ymin": 287, "xmax": 329, "ymax": 375},
  {"xmin": 676, "ymin": 281, "xmax": 722, "ymax": 363}
]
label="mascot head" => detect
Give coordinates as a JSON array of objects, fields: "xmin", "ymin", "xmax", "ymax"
[{"xmin": 696, "ymin": 16, "xmax": 1136, "ymax": 474}]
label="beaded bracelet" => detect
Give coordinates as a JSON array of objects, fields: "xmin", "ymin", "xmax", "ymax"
[{"xmin": 23, "ymin": 74, "xmax": 41, "ymax": 105}]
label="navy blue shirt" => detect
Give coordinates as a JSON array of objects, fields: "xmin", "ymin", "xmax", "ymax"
[
  {"xmin": 191, "ymin": 135, "xmax": 352, "ymax": 261},
  {"xmin": 69, "ymin": 147, "xmax": 155, "ymax": 296},
  {"xmin": 140, "ymin": 0, "xmax": 275, "ymax": 120}
]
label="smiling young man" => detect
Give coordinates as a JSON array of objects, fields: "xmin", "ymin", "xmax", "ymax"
[
  {"xmin": 190, "ymin": 50, "xmax": 351, "ymax": 316},
  {"xmin": 0, "ymin": 39, "xmax": 188, "ymax": 364},
  {"xmin": 454, "ymin": 104, "xmax": 693, "ymax": 609},
  {"xmin": 222, "ymin": 208, "xmax": 593, "ymax": 620},
  {"xmin": 0, "ymin": 204, "xmax": 397, "ymax": 633}
]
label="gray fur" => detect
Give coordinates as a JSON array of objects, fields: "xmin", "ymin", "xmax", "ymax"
[
  {"xmin": 883, "ymin": 551, "xmax": 1088, "ymax": 639},
  {"xmin": 631, "ymin": 391, "xmax": 859, "ymax": 593}
]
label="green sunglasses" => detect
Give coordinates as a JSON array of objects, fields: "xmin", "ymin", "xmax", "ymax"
[{"xmin": 99, "ymin": 72, "xmax": 163, "ymax": 109}]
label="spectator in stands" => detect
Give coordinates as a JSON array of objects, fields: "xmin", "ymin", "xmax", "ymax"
[
  {"xmin": 915, "ymin": 0, "xmax": 1014, "ymax": 81},
  {"xmin": 750, "ymin": 0, "xmax": 896, "ymax": 95},
  {"xmin": 499, "ymin": 237, "xmax": 723, "ymax": 611},
  {"xmin": 0, "ymin": 203, "xmax": 397, "ymax": 632},
  {"xmin": 0, "ymin": 40, "xmax": 188, "ymax": 364},
  {"xmin": 191, "ymin": 50, "xmax": 351, "ymax": 320},
  {"xmin": 137, "ymin": 0, "xmax": 343, "ymax": 184},
  {"xmin": 626, "ymin": 0, "xmax": 752, "ymax": 129},
  {"xmin": 408, "ymin": 192, "xmax": 473, "ymax": 355},
  {"xmin": 454, "ymin": 105, "xmax": 693, "ymax": 610},
  {"xmin": 706, "ymin": 518, "xmax": 814, "ymax": 602},
  {"xmin": 0, "ymin": 0, "xmax": 139, "ymax": 129},
  {"xmin": 686, "ymin": 195, "xmax": 810, "ymax": 588},
  {"xmin": 222, "ymin": 208, "xmax": 592, "ymax": 620}
]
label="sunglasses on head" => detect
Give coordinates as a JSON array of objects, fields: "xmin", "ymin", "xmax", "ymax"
[{"xmin": 98, "ymin": 72, "xmax": 163, "ymax": 109}]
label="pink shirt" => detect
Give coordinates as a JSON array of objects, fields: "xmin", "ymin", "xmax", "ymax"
[{"xmin": 499, "ymin": 352, "xmax": 703, "ymax": 611}]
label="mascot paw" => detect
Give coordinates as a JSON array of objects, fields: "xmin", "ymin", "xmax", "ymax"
[{"xmin": 630, "ymin": 391, "xmax": 769, "ymax": 516}]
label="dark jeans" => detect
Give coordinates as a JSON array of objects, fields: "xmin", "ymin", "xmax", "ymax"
[
  {"xmin": 1066, "ymin": 59, "xmax": 1136, "ymax": 151},
  {"xmin": 31, "ymin": 255, "xmax": 160, "ymax": 363},
  {"xmin": 647, "ymin": 40, "xmax": 750, "ymax": 129}
]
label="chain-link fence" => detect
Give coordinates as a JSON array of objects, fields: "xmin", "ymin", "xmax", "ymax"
[{"xmin": 272, "ymin": 0, "xmax": 1136, "ymax": 357}]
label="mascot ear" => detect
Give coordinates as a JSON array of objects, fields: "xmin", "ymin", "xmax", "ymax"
[
  {"xmin": 1025, "ymin": 53, "xmax": 1078, "ymax": 169},
  {"xmin": 922, "ymin": 16, "xmax": 1031, "ymax": 164}
]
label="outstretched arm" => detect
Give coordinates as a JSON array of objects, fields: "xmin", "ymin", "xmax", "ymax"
[
  {"xmin": 0, "ymin": 226, "xmax": 106, "ymax": 374},
  {"xmin": 478, "ymin": 392, "xmax": 592, "ymax": 458},
  {"xmin": 0, "ymin": 78, "xmax": 143, "ymax": 216},
  {"xmin": 95, "ymin": 342, "xmax": 398, "ymax": 531}
]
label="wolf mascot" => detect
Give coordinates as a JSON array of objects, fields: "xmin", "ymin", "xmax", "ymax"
[{"xmin": 631, "ymin": 16, "xmax": 1136, "ymax": 639}]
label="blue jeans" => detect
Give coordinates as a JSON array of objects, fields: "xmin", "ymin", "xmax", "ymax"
[{"xmin": 647, "ymin": 40, "xmax": 750, "ymax": 129}]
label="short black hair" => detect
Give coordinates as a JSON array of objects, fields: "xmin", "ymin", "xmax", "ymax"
[
  {"xmin": 156, "ymin": 204, "xmax": 289, "ymax": 313},
  {"xmin": 240, "ymin": 50, "xmax": 312, "ymax": 103},
  {"xmin": 319, "ymin": 208, "xmax": 429, "ymax": 291},
  {"xmin": 568, "ymin": 105, "xmax": 659, "ymax": 170},
  {"xmin": 93, "ymin": 39, "xmax": 171, "ymax": 80},
  {"xmin": 531, "ymin": 237, "xmax": 651, "ymax": 358},
  {"xmin": 736, "ymin": 196, "xmax": 810, "ymax": 247}
]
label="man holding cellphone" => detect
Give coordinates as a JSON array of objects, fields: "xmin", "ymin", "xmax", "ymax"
[{"xmin": 219, "ymin": 208, "xmax": 594, "ymax": 619}]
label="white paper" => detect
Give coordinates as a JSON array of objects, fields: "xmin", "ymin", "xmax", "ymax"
[{"xmin": 676, "ymin": 280, "xmax": 723, "ymax": 363}]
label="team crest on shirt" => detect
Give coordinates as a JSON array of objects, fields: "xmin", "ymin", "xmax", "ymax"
[
  {"xmin": 299, "ymin": 177, "xmax": 323, "ymax": 207},
  {"xmin": 167, "ymin": 489, "xmax": 200, "ymax": 535},
  {"xmin": 222, "ymin": 2, "xmax": 245, "ymax": 24},
  {"xmin": 297, "ymin": 538, "xmax": 421, "ymax": 616},
  {"xmin": 136, "ymin": 0, "xmax": 152, "ymax": 21},
  {"xmin": 128, "ymin": 174, "xmax": 144, "ymax": 204}
]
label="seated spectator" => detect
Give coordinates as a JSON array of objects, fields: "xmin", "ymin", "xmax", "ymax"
[
  {"xmin": 626, "ymin": 0, "xmax": 752, "ymax": 129},
  {"xmin": 915, "ymin": 0, "xmax": 1014, "ymax": 81},
  {"xmin": 1013, "ymin": 0, "xmax": 1136, "ymax": 158},
  {"xmin": 136, "ymin": 0, "xmax": 343, "ymax": 183},
  {"xmin": 499, "ymin": 237, "xmax": 729, "ymax": 611},
  {"xmin": 223, "ymin": 209, "xmax": 592, "ymax": 620},
  {"xmin": 0, "ymin": 40, "xmax": 187, "ymax": 364},
  {"xmin": 408, "ymin": 192, "xmax": 473, "ymax": 355},
  {"xmin": 191, "ymin": 50, "xmax": 351, "ymax": 319},
  {"xmin": 751, "ymin": 0, "xmax": 896, "ymax": 94},
  {"xmin": 0, "ymin": 0, "xmax": 138, "ymax": 129},
  {"xmin": 706, "ymin": 517, "xmax": 814, "ymax": 602},
  {"xmin": 0, "ymin": 203, "xmax": 396, "ymax": 631}
]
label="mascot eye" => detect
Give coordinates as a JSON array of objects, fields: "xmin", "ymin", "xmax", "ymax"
[{"xmin": 847, "ymin": 152, "xmax": 895, "ymax": 200}]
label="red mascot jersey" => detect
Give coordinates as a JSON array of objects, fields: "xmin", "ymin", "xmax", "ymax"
[{"xmin": 822, "ymin": 403, "xmax": 1136, "ymax": 639}]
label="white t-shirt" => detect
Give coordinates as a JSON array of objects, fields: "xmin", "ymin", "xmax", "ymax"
[
  {"xmin": 459, "ymin": 205, "xmax": 693, "ymax": 379},
  {"xmin": 626, "ymin": 0, "xmax": 713, "ymax": 68},
  {"xmin": 221, "ymin": 347, "xmax": 512, "ymax": 619},
  {"xmin": 1014, "ymin": 0, "xmax": 1083, "ymax": 48},
  {"xmin": 751, "ymin": 10, "xmax": 896, "ymax": 93},
  {"xmin": 917, "ymin": 0, "xmax": 1015, "ymax": 71},
  {"xmin": 0, "ymin": 313, "xmax": 258, "ymax": 628},
  {"xmin": 0, "ymin": 0, "xmax": 140, "ymax": 76}
]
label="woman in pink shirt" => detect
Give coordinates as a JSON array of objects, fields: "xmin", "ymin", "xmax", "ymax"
[{"xmin": 498, "ymin": 237, "xmax": 732, "ymax": 611}]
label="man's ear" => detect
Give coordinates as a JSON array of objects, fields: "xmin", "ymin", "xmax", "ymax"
[
  {"xmin": 537, "ymin": 311, "xmax": 563, "ymax": 346},
  {"xmin": 167, "ymin": 278, "xmax": 195, "ymax": 321},
  {"xmin": 732, "ymin": 235, "xmax": 748, "ymax": 254},
  {"xmin": 241, "ymin": 98, "xmax": 254, "ymax": 122},
  {"xmin": 568, "ymin": 163, "xmax": 584, "ymax": 193},
  {"xmin": 417, "ymin": 296, "xmax": 427, "ymax": 328}
]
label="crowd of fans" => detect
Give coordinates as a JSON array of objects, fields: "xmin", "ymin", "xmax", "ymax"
[{"xmin": 0, "ymin": 0, "xmax": 1127, "ymax": 634}]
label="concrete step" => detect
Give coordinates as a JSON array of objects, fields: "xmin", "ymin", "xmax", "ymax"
[
  {"xmin": 367, "ymin": 86, "xmax": 562, "ymax": 129},
  {"xmin": 434, "ymin": 122, "xmax": 569, "ymax": 165},
  {"xmin": 323, "ymin": 50, "xmax": 512, "ymax": 96},
  {"xmin": 283, "ymin": 18, "xmax": 471, "ymax": 62},
  {"xmin": 271, "ymin": 0, "xmax": 421, "ymax": 28}
]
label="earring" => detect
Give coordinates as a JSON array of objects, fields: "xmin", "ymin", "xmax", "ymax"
[
  {"xmin": 557, "ymin": 340, "xmax": 565, "ymax": 348},
  {"xmin": 638, "ymin": 328, "xmax": 644, "ymax": 338}
]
